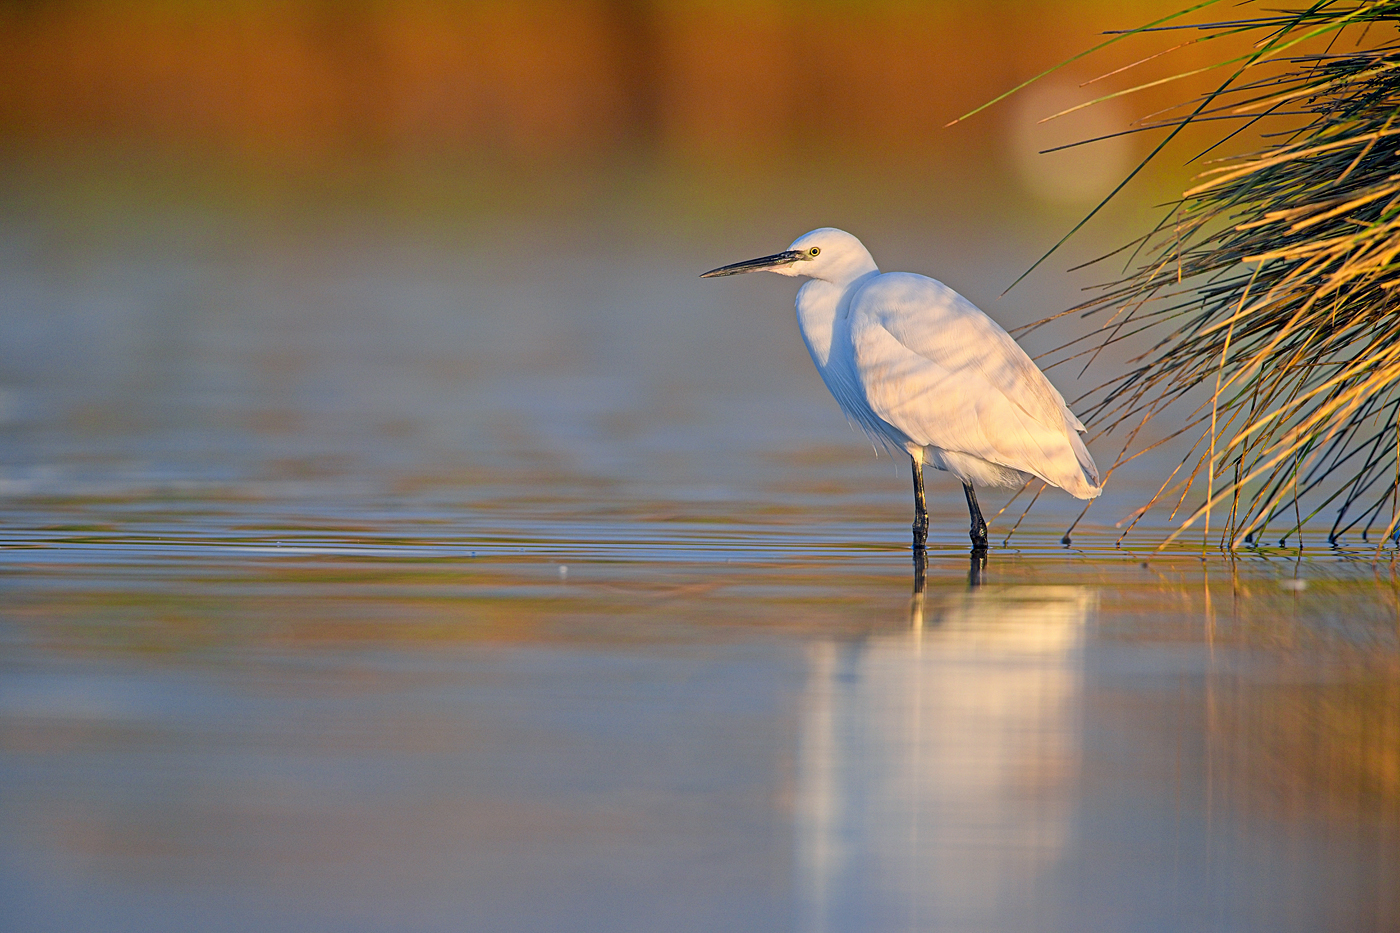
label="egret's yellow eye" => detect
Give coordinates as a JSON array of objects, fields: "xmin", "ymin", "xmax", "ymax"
[{"xmin": 809, "ymin": 247, "xmax": 821, "ymax": 256}]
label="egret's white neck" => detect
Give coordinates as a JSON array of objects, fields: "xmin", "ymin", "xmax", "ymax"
[{"xmin": 795, "ymin": 267, "xmax": 879, "ymax": 368}]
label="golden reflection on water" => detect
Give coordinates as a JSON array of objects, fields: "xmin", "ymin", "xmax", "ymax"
[
  {"xmin": 797, "ymin": 585, "xmax": 1092, "ymax": 932},
  {"xmin": 787, "ymin": 557, "xmax": 1400, "ymax": 931}
]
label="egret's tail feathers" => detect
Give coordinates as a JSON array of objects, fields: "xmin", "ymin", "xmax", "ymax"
[
  {"xmin": 1047, "ymin": 463, "xmax": 1101, "ymax": 499},
  {"xmin": 1002, "ymin": 412, "xmax": 1102, "ymax": 500},
  {"xmin": 998, "ymin": 417, "xmax": 1101, "ymax": 499},
  {"xmin": 1065, "ymin": 430, "xmax": 1102, "ymax": 500},
  {"xmin": 1060, "ymin": 471, "xmax": 1103, "ymax": 500}
]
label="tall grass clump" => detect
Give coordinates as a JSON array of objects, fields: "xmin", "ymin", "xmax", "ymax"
[{"xmin": 993, "ymin": 2, "xmax": 1400, "ymax": 549}]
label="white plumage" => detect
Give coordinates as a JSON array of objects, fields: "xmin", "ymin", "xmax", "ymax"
[{"xmin": 702, "ymin": 227, "xmax": 1100, "ymax": 550}]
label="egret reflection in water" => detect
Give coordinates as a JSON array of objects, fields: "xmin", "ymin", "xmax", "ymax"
[{"xmin": 797, "ymin": 584, "xmax": 1092, "ymax": 932}]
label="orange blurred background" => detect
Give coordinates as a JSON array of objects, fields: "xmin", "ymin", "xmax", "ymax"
[{"xmin": 0, "ymin": 0, "xmax": 1241, "ymax": 209}]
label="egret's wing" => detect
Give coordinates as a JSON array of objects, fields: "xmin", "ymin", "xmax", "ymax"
[
  {"xmin": 846, "ymin": 272, "xmax": 1099, "ymax": 495},
  {"xmin": 856, "ymin": 273, "xmax": 1081, "ymax": 432}
]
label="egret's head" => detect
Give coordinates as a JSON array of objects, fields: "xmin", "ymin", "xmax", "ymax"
[{"xmin": 701, "ymin": 227, "xmax": 878, "ymax": 284}]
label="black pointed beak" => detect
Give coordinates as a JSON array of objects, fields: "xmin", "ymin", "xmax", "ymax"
[{"xmin": 700, "ymin": 249, "xmax": 805, "ymax": 278}]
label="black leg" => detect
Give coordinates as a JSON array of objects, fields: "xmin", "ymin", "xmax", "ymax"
[
  {"xmin": 963, "ymin": 483, "xmax": 988, "ymax": 551},
  {"xmin": 912, "ymin": 459, "xmax": 929, "ymax": 553}
]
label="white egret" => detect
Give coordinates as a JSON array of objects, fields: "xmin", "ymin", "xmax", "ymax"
[{"xmin": 702, "ymin": 227, "xmax": 1100, "ymax": 552}]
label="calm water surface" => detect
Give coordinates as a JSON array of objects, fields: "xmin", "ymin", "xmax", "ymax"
[{"xmin": 1, "ymin": 206, "xmax": 1397, "ymax": 932}]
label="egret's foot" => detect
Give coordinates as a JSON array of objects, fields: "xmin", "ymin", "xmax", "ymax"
[
  {"xmin": 969, "ymin": 520, "xmax": 988, "ymax": 551},
  {"xmin": 962, "ymin": 483, "xmax": 988, "ymax": 553}
]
